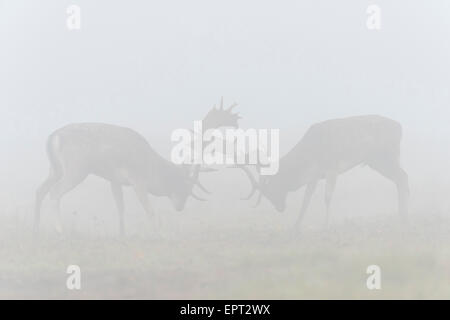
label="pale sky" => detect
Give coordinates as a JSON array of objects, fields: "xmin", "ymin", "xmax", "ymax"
[{"xmin": 0, "ymin": 0, "xmax": 450, "ymax": 207}]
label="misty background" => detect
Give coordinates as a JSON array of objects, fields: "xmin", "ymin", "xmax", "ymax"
[
  {"xmin": 0, "ymin": 0, "xmax": 450, "ymax": 299},
  {"xmin": 1, "ymin": 0, "xmax": 449, "ymax": 220}
]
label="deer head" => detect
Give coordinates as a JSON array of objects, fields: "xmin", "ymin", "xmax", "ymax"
[{"xmin": 168, "ymin": 163, "xmax": 215, "ymax": 211}]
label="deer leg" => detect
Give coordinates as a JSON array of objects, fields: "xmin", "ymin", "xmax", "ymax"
[
  {"xmin": 111, "ymin": 183, "xmax": 125, "ymax": 236},
  {"xmin": 132, "ymin": 184, "xmax": 154, "ymax": 217},
  {"xmin": 132, "ymin": 183, "xmax": 162, "ymax": 233},
  {"xmin": 34, "ymin": 171, "xmax": 58, "ymax": 235},
  {"xmin": 368, "ymin": 159, "xmax": 409, "ymax": 219},
  {"xmin": 53, "ymin": 198, "xmax": 63, "ymax": 234},
  {"xmin": 295, "ymin": 181, "xmax": 317, "ymax": 229},
  {"xmin": 324, "ymin": 174, "xmax": 337, "ymax": 228},
  {"xmin": 48, "ymin": 172, "xmax": 87, "ymax": 233}
]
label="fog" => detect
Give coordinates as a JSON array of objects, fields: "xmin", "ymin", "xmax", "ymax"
[{"xmin": 1, "ymin": 0, "xmax": 450, "ymax": 299}]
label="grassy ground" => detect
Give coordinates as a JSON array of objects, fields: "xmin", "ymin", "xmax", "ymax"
[{"xmin": 0, "ymin": 212, "xmax": 449, "ymax": 299}]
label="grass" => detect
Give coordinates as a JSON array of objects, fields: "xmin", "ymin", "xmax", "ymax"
[{"xmin": 0, "ymin": 211, "xmax": 450, "ymax": 299}]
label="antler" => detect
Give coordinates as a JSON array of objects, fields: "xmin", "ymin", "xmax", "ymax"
[
  {"xmin": 227, "ymin": 147, "xmax": 267, "ymax": 207},
  {"xmin": 189, "ymin": 164, "xmax": 214, "ymax": 194},
  {"xmin": 187, "ymin": 97, "xmax": 241, "ymax": 201},
  {"xmin": 203, "ymin": 97, "xmax": 241, "ymax": 130},
  {"xmin": 190, "ymin": 190, "xmax": 207, "ymax": 201},
  {"xmin": 228, "ymin": 164, "xmax": 261, "ymax": 203},
  {"xmin": 227, "ymin": 102, "xmax": 238, "ymax": 112}
]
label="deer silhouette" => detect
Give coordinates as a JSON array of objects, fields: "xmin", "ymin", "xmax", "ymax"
[
  {"xmin": 235, "ymin": 115, "xmax": 409, "ymax": 228},
  {"xmin": 34, "ymin": 98, "xmax": 240, "ymax": 235}
]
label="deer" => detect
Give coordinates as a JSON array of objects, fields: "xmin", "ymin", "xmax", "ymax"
[
  {"xmin": 234, "ymin": 115, "xmax": 409, "ymax": 228},
  {"xmin": 34, "ymin": 98, "xmax": 240, "ymax": 235}
]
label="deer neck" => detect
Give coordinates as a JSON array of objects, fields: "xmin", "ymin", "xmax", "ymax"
[{"xmin": 274, "ymin": 149, "xmax": 317, "ymax": 191}]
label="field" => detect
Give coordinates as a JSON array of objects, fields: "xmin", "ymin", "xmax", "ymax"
[{"xmin": 1, "ymin": 209, "xmax": 449, "ymax": 300}]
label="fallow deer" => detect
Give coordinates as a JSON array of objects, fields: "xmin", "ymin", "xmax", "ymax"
[
  {"xmin": 35, "ymin": 99, "xmax": 240, "ymax": 235},
  {"xmin": 235, "ymin": 115, "xmax": 409, "ymax": 228}
]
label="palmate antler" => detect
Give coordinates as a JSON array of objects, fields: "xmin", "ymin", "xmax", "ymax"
[
  {"xmin": 202, "ymin": 97, "xmax": 241, "ymax": 130},
  {"xmin": 187, "ymin": 97, "xmax": 242, "ymax": 199}
]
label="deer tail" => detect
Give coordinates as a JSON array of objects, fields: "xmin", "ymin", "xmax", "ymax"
[{"xmin": 46, "ymin": 133, "xmax": 64, "ymax": 179}]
